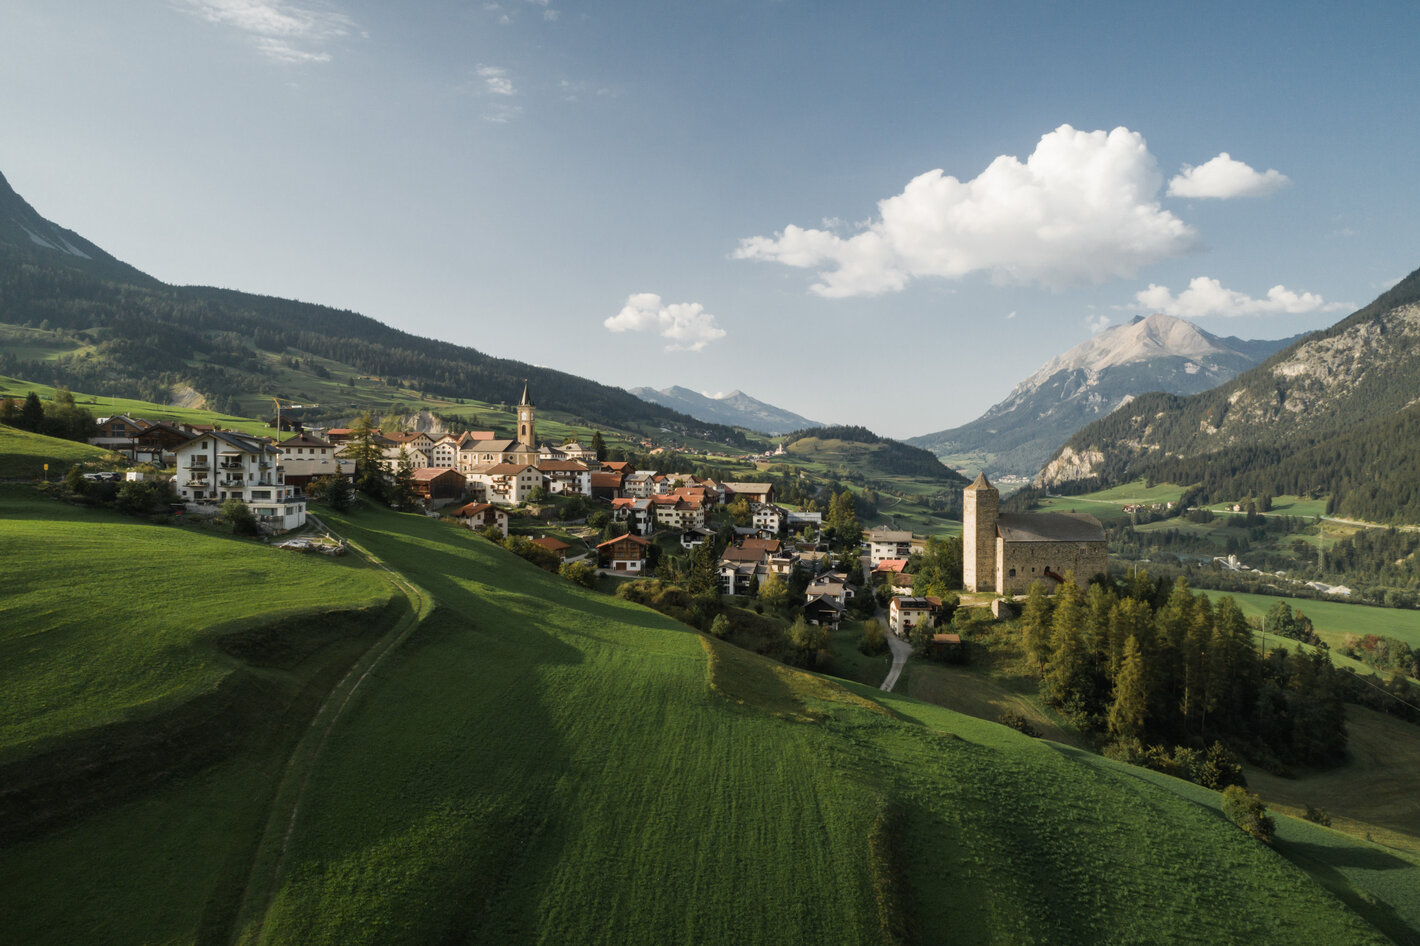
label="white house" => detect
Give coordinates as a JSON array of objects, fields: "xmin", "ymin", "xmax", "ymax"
[
  {"xmin": 868, "ymin": 528, "xmax": 913, "ymax": 567},
  {"xmin": 469, "ymin": 462, "xmax": 542, "ymax": 506},
  {"xmin": 752, "ymin": 503, "xmax": 787, "ymax": 536},
  {"xmin": 888, "ymin": 596, "xmax": 934, "ymax": 638},
  {"xmin": 174, "ymin": 431, "xmax": 306, "ymax": 531}
]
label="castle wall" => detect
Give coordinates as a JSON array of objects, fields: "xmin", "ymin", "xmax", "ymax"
[{"xmin": 995, "ymin": 539, "xmax": 1108, "ymax": 596}]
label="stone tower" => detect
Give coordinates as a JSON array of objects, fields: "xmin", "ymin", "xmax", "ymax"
[
  {"xmin": 962, "ymin": 472, "xmax": 999, "ymax": 593},
  {"xmin": 516, "ymin": 381, "xmax": 536, "ymax": 449}
]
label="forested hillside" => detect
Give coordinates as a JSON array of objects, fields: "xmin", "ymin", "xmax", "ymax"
[{"xmin": 1038, "ymin": 267, "xmax": 1420, "ymax": 523}]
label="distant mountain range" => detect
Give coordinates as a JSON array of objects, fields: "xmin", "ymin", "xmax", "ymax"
[
  {"xmin": 1038, "ymin": 268, "xmax": 1420, "ymax": 524},
  {"xmin": 630, "ymin": 386, "xmax": 824, "ymax": 435},
  {"xmin": 908, "ymin": 314, "xmax": 1300, "ymax": 479}
]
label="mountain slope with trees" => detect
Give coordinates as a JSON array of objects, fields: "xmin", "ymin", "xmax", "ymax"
[
  {"xmin": 0, "ymin": 171, "xmax": 753, "ymax": 444},
  {"xmin": 1037, "ymin": 267, "xmax": 1420, "ymax": 523},
  {"xmin": 629, "ymin": 385, "xmax": 824, "ymax": 435},
  {"xmin": 909, "ymin": 314, "xmax": 1298, "ymax": 479}
]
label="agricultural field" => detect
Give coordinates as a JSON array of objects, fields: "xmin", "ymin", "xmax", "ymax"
[
  {"xmin": 0, "ymin": 486, "xmax": 394, "ymax": 756},
  {"xmin": 1033, "ymin": 479, "xmax": 1190, "ymax": 524},
  {"xmin": 0, "ymin": 374, "xmax": 273, "ymax": 437},
  {"xmin": 1201, "ymin": 589, "xmax": 1420, "ymax": 651},
  {"xmin": 4, "ymin": 497, "xmax": 1418, "ymax": 943}
]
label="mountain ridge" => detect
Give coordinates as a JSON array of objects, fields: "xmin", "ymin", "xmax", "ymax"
[
  {"xmin": 909, "ymin": 314, "xmax": 1299, "ymax": 479},
  {"xmin": 1036, "ymin": 267, "xmax": 1420, "ymax": 523},
  {"xmin": 630, "ymin": 385, "xmax": 824, "ymax": 435}
]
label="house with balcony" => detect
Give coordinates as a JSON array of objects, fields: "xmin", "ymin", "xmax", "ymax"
[
  {"xmin": 278, "ymin": 432, "xmax": 354, "ymax": 491},
  {"xmin": 470, "ymin": 462, "xmax": 542, "ymax": 506},
  {"xmin": 538, "ymin": 459, "xmax": 592, "ymax": 496},
  {"xmin": 868, "ymin": 528, "xmax": 913, "ymax": 567},
  {"xmin": 451, "ymin": 501, "xmax": 508, "ymax": 537},
  {"xmin": 173, "ymin": 431, "xmax": 305, "ymax": 531}
]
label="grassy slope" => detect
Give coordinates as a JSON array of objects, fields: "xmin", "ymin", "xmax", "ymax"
[
  {"xmin": 1197, "ymin": 588, "xmax": 1420, "ymax": 651},
  {"xmin": 239, "ymin": 505, "xmax": 1395, "ymax": 945},
  {"xmin": 0, "ymin": 423, "xmax": 114, "ymax": 478},
  {"xmin": 0, "ymin": 487, "xmax": 392, "ymax": 757}
]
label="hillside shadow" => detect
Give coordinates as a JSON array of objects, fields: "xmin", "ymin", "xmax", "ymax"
[{"xmin": 1275, "ymin": 838, "xmax": 1420, "ymax": 946}]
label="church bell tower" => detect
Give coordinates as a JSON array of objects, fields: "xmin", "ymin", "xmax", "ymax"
[{"xmin": 517, "ymin": 381, "xmax": 536, "ymax": 449}]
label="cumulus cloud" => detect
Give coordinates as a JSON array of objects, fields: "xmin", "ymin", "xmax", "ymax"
[
  {"xmin": 604, "ymin": 294, "xmax": 727, "ymax": 351},
  {"xmin": 1134, "ymin": 277, "xmax": 1350, "ymax": 318},
  {"xmin": 1167, "ymin": 153, "xmax": 1289, "ymax": 199},
  {"xmin": 734, "ymin": 124, "xmax": 1197, "ymax": 297},
  {"xmin": 179, "ymin": 0, "xmax": 355, "ymax": 63}
]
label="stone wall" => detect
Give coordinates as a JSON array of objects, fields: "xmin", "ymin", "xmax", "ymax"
[{"xmin": 995, "ymin": 539, "xmax": 1107, "ymax": 595}]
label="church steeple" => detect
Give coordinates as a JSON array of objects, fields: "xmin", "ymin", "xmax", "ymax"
[{"xmin": 516, "ymin": 380, "xmax": 536, "ymax": 448}]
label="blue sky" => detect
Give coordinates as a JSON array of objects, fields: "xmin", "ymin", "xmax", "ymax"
[{"xmin": 3, "ymin": 1, "xmax": 1418, "ymax": 437}]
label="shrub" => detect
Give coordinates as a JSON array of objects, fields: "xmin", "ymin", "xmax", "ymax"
[
  {"xmin": 997, "ymin": 711, "xmax": 1039, "ymax": 738},
  {"xmin": 1304, "ymin": 804, "xmax": 1332, "ymax": 827},
  {"xmin": 220, "ymin": 498, "xmax": 260, "ymax": 536},
  {"xmin": 858, "ymin": 618, "xmax": 888, "ymax": 656},
  {"xmin": 1221, "ymin": 785, "xmax": 1275, "ymax": 843},
  {"xmin": 709, "ymin": 614, "xmax": 731, "ymax": 639},
  {"xmin": 559, "ymin": 560, "xmax": 597, "ymax": 588}
]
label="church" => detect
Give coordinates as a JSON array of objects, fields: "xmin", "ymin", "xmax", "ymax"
[{"xmin": 962, "ymin": 473, "xmax": 1107, "ymax": 595}]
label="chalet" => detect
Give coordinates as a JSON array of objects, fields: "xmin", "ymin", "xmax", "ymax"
[
  {"xmin": 530, "ymin": 536, "xmax": 572, "ymax": 561},
  {"xmin": 600, "ymin": 460, "xmax": 634, "ymax": 476},
  {"xmin": 867, "ymin": 528, "xmax": 913, "ymax": 567},
  {"xmin": 650, "ymin": 495, "xmax": 705, "ymax": 530},
  {"xmin": 624, "ymin": 470, "xmax": 657, "ymax": 499},
  {"xmin": 804, "ymin": 578, "xmax": 851, "ymax": 608},
  {"xmin": 680, "ymin": 527, "xmax": 718, "ymax": 550},
  {"xmin": 471, "ymin": 463, "xmax": 542, "ymax": 506},
  {"xmin": 804, "ymin": 596, "xmax": 845, "ymax": 630},
  {"xmin": 719, "ymin": 545, "xmax": 770, "ymax": 595},
  {"xmin": 132, "ymin": 422, "xmax": 194, "ymax": 465},
  {"xmin": 559, "ymin": 441, "xmax": 597, "ymax": 463},
  {"xmin": 537, "ymin": 459, "xmax": 591, "ymax": 496},
  {"xmin": 597, "ymin": 533, "xmax": 650, "ymax": 573},
  {"xmin": 723, "ymin": 482, "xmax": 775, "ymax": 505},
  {"xmin": 751, "ymin": 503, "xmax": 787, "ymax": 536},
  {"xmin": 277, "ymin": 432, "xmax": 354, "ymax": 490},
  {"xmin": 740, "ymin": 537, "xmax": 782, "ymax": 556},
  {"xmin": 385, "ymin": 431, "xmax": 436, "ymax": 454},
  {"xmin": 589, "ymin": 470, "xmax": 625, "ymax": 501},
  {"xmin": 889, "ymin": 596, "xmax": 935, "ymax": 638},
  {"xmin": 450, "ymin": 501, "xmax": 508, "ymax": 537},
  {"xmin": 173, "ymin": 430, "xmax": 306, "ymax": 531},
  {"xmin": 610, "ymin": 497, "xmax": 656, "ymax": 535},
  {"xmin": 411, "ymin": 467, "xmax": 467, "ymax": 504}
]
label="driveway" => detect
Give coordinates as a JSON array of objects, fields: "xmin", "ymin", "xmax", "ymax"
[{"xmin": 881, "ymin": 631, "xmax": 912, "ymax": 692}]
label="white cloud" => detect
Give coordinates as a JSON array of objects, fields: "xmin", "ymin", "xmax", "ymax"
[
  {"xmin": 734, "ymin": 124, "xmax": 1197, "ymax": 297},
  {"xmin": 1087, "ymin": 314, "xmax": 1112, "ymax": 333},
  {"xmin": 604, "ymin": 293, "xmax": 727, "ymax": 351},
  {"xmin": 477, "ymin": 65, "xmax": 516, "ymax": 96},
  {"xmin": 1166, "ymin": 153, "xmax": 1289, "ymax": 199},
  {"xmin": 1004, "ymin": 310, "xmax": 1017, "ymax": 320},
  {"xmin": 1134, "ymin": 276, "xmax": 1350, "ymax": 318},
  {"xmin": 179, "ymin": 0, "xmax": 355, "ymax": 63},
  {"xmin": 543, "ymin": 8, "xmax": 560, "ymax": 21}
]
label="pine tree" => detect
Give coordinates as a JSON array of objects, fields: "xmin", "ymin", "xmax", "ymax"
[
  {"xmin": 20, "ymin": 391, "xmax": 44, "ymax": 432},
  {"xmin": 1108, "ymin": 636, "xmax": 1149, "ymax": 742},
  {"xmin": 1020, "ymin": 581, "xmax": 1053, "ymax": 669},
  {"xmin": 591, "ymin": 429, "xmax": 607, "ymax": 461}
]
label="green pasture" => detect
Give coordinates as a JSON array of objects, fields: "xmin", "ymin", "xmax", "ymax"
[
  {"xmin": 1200, "ymin": 588, "xmax": 1420, "ymax": 650},
  {"xmin": 1035, "ymin": 479, "xmax": 1189, "ymax": 523},
  {"xmin": 0, "ymin": 424, "xmax": 115, "ymax": 478},
  {"xmin": 0, "ymin": 374, "xmax": 272, "ymax": 436},
  {"xmin": 0, "ymin": 486, "xmax": 393, "ymax": 758},
  {"xmin": 2, "ymin": 495, "xmax": 1416, "ymax": 943}
]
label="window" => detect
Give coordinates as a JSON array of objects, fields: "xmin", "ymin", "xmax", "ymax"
[{"xmin": 1008, "ymin": 568, "xmax": 1017, "ymax": 577}]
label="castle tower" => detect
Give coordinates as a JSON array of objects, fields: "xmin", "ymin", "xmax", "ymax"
[
  {"xmin": 517, "ymin": 380, "xmax": 536, "ymax": 449},
  {"xmin": 962, "ymin": 472, "xmax": 999, "ymax": 593}
]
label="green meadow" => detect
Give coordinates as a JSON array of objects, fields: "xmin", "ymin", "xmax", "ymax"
[
  {"xmin": 0, "ymin": 423, "xmax": 115, "ymax": 478},
  {"xmin": 1034, "ymin": 479, "xmax": 1190, "ymax": 524},
  {"xmin": 2, "ymin": 495, "xmax": 1417, "ymax": 944},
  {"xmin": 1200, "ymin": 588, "xmax": 1420, "ymax": 651},
  {"xmin": 0, "ymin": 486, "xmax": 393, "ymax": 757}
]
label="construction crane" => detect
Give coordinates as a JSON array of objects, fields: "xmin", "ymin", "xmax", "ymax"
[{"xmin": 269, "ymin": 396, "xmax": 307, "ymax": 443}]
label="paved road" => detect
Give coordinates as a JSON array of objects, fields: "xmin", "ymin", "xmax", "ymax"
[{"xmin": 880, "ymin": 632, "xmax": 912, "ymax": 692}]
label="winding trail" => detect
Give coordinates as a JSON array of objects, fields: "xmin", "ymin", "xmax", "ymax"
[
  {"xmin": 880, "ymin": 633, "xmax": 912, "ymax": 693},
  {"xmin": 226, "ymin": 514, "xmax": 433, "ymax": 946}
]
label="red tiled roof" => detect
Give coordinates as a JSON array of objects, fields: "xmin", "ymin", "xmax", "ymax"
[
  {"xmin": 597, "ymin": 533, "xmax": 650, "ymax": 549},
  {"xmin": 531, "ymin": 536, "xmax": 571, "ymax": 552}
]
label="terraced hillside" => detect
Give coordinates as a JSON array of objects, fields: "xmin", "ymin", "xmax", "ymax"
[{"xmin": 3, "ymin": 490, "xmax": 1416, "ymax": 944}]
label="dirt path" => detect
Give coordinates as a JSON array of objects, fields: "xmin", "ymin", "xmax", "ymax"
[
  {"xmin": 226, "ymin": 517, "xmax": 433, "ymax": 946},
  {"xmin": 880, "ymin": 633, "xmax": 912, "ymax": 692}
]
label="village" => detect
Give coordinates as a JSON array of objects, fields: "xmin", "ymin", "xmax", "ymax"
[{"xmin": 76, "ymin": 384, "xmax": 1124, "ymax": 663}]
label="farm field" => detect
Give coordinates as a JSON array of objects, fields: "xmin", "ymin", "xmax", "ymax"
[
  {"xmin": 1035, "ymin": 479, "xmax": 1189, "ymax": 523},
  {"xmin": 3, "ymin": 497, "xmax": 1417, "ymax": 943},
  {"xmin": 0, "ymin": 374, "xmax": 273, "ymax": 436},
  {"xmin": 0, "ymin": 486, "xmax": 394, "ymax": 757},
  {"xmin": 1200, "ymin": 588, "xmax": 1420, "ymax": 651}
]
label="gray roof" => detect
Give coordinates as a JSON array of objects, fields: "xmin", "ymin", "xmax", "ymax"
[
  {"xmin": 868, "ymin": 528, "xmax": 912, "ymax": 542},
  {"xmin": 996, "ymin": 512, "xmax": 1105, "ymax": 543}
]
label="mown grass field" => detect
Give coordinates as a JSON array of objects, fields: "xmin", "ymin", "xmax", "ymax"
[
  {"xmin": 0, "ymin": 486, "xmax": 393, "ymax": 757},
  {"xmin": 3, "ymin": 496, "xmax": 1418, "ymax": 944},
  {"xmin": 1200, "ymin": 588, "xmax": 1420, "ymax": 650},
  {"xmin": 0, "ymin": 423, "xmax": 115, "ymax": 478},
  {"xmin": 1035, "ymin": 479, "xmax": 1190, "ymax": 523}
]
